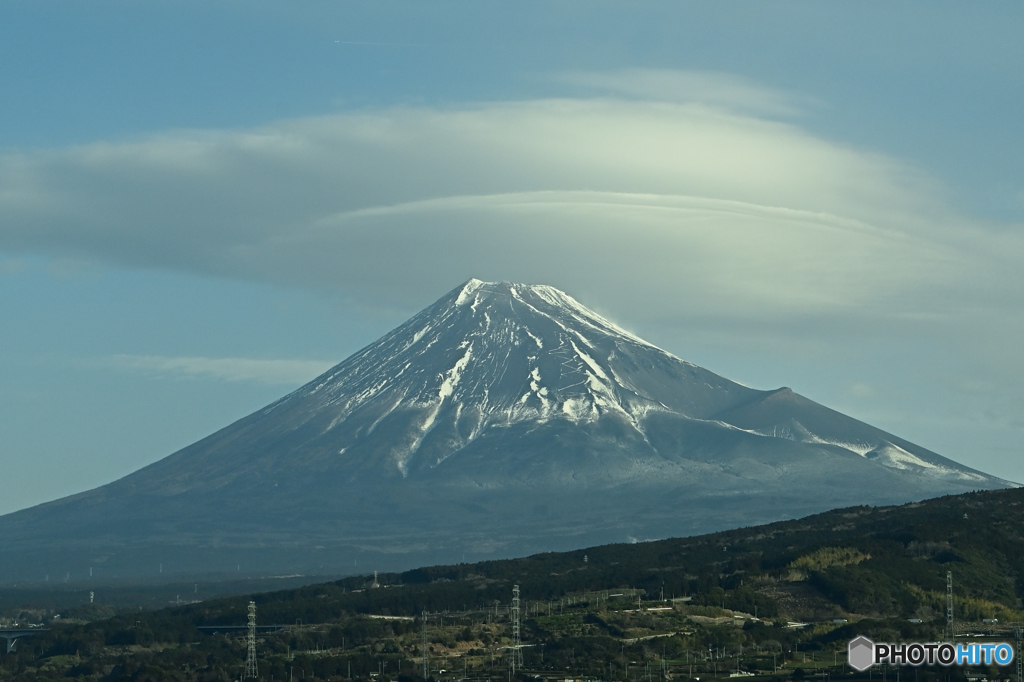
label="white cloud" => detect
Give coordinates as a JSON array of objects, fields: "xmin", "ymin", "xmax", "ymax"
[
  {"xmin": 552, "ymin": 68, "xmax": 818, "ymax": 117},
  {"xmin": 296, "ymin": 190, "xmax": 962, "ymax": 319},
  {"xmin": 109, "ymin": 355, "xmax": 335, "ymax": 385},
  {"xmin": 0, "ymin": 70, "xmax": 1019, "ymax": 327}
]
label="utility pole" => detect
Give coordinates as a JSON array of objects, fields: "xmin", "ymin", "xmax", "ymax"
[
  {"xmin": 1014, "ymin": 625, "xmax": 1022, "ymax": 682},
  {"xmin": 945, "ymin": 571, "xmax": 955, "ymax": 642},
  {"xmin": 422, "ymin": 611, "xmax": 429, "ymax": 680},
  {"xmin": 244, "ymin": 601, "xmax": 258, "ymax": 679}
]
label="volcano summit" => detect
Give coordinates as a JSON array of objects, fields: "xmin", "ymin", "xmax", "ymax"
[{"xmin": 0, "ymin": 280, "xmax": 1011, "ymax": 580}]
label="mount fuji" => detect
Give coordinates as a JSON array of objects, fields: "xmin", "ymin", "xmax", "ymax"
[{"xmin": 0, "ymin": 280, "xmax": 1011, "ymax": 581}]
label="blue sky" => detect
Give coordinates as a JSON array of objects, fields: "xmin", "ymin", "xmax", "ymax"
[{"xmin": 1, "ymin": 1, "xmax": 1023, "ymax": 514}]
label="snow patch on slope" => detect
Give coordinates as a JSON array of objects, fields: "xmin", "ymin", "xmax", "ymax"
[
  {"xmin": 528, "ymin": 367, "xmax": 553, "ymax": 415},
  {"xmin": 532, "ymin": 284, "xmax": 667, "ymax": 353},
  {"xmin": 456, "ymin": 278, "xmax": 485, "ymax": 306},
  {"xmin": 866, "ymin": 442, "xmax": 985, "ymax": 481},
  {"xmin": 524, "ymin": 327, "xmax": 544, "ymax": 350},
  {"xmin": 437, "ymin": 342, "xmax": 473, "ymax": 404}
]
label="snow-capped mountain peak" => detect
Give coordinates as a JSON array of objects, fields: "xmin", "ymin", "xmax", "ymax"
[{"xmin": 277, "ymin": 280, "xmax": 747, "ymax": 477}]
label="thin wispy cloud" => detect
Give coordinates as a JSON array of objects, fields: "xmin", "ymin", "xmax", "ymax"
[
  {"xmin": 333, "ymin": 40, "xmax": 436, "ymax": 48},
  {"xmin": 109, "ymin": 355, "xmax": 336, "ymax": 385},
  {"xmin": 552, "ymin": 68, "xmax": 819, "ymax": 117}
]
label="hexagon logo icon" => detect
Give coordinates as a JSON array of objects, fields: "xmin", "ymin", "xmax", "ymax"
[{"xmin": 848, "ymin": 636, "xmax": 875, "ymax": 671}]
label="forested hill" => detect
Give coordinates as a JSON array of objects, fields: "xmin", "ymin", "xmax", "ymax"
[
  {"xmin": 4, "ymin": 486, "xmax": 1024, "ymax": 681},
  {"xmin": 273, "ymin": 485, "xmax": 1024, "ymax": 623}
]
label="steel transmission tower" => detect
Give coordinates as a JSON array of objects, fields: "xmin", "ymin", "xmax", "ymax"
[
  {"xmin": 244, "ymin": 601, "xmax": 258, "ymax": 679},
  {"xmin": 422, "ymin": 611, "xmax": 429, "ymax": 679},
  {"xmin": 510, "ymin": 585, "xmax": 524, "ymax": 673},
  {"xmin": 945, "ymin": 571, "xmax": 955, "ymax": 642}
]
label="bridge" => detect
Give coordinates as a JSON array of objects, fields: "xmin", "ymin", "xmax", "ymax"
[{"xmin": 0, "ymin": 628, "xmax": 50, "ymax": 654}]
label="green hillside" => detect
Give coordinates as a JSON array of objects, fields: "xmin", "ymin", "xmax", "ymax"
[{"xmin": 3, "ymin": 486, "xmax": 1024, "ymax": 681}]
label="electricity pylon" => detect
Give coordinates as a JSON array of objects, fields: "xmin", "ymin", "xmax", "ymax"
[
  {"xmin": 510, "ymin": 585, "xmax": 524, "ymax": 673},
  {"xmin": 244, "ymin": 601, "xmax": 258, "ymax": 679}
]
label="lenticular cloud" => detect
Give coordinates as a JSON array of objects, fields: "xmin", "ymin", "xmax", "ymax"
[{"xmin": 0, "ymin": 88, "xmax": 976, "ymax": 321}]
